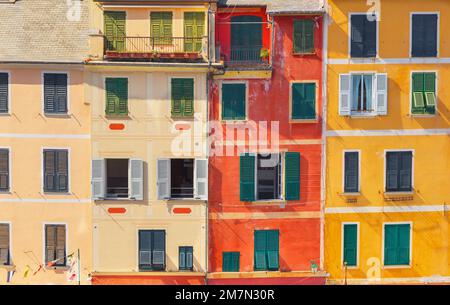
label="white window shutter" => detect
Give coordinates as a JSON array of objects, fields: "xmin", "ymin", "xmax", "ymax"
[
  {"xmin": 194, "ymin": 158, "xmax": 208, "ymax": 200},
  {"xmin": 339, "ymin": 74, "xmax": 351, "ymax": 116},
  {"xmin": 376, "ymin": 73, "xmax": 388, "ymax": 115},
  {"xmin": 92, "ymin": 159, "xmax": 105, "ymax": 200},
  {"xmin": 157, "ymin": 159, "xmax": 170, "ymax": 200},
  {"xmin": 130, "ymin": 159, "xmax": 144, "ymax": 200}
]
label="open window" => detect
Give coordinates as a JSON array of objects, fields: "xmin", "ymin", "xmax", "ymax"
[{"xmin": 157, "ymin": 158, "xmax": 207, "ymax": 200}]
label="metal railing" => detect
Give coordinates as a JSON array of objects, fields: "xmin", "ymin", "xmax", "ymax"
[
  {"xmin": 104, "ymin": 36, "xmax": 208, "ymax": 54},
  {"xmin": 230, "ymin": 45, "xmax": 264, "ymax": 63}
]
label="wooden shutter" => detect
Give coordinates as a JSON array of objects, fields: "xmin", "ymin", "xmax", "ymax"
[
  {"xmin": 339, "ymin": 74, "xmax": 351, "ymax": 115},
  {"xmin": 350, "ymin": 15, "xmax": 364, "ymax": 57},
  {"xmin": 0, "ymin": 224, "xmax": 9, "ymax": 265},
  {"xmin": 179, "ymin": 247, "xmax": 186, "ymax": 270},
  {"xmin": 223, "ymin": 252, "xmax": 240, "ymax": 272},
  {"xmin": 151, "ymin": 12, "xmax": 172, "ymax": 45},
  {"xmin": 157, "ymin": 159, "xmax": 170, "ymax": 199},
  {"xmin": 55, "ymin": 225, "xmax": 66, "ymax": 265},
  {"xmin": 399, "ymin": 152, "xmax": 412, "ymax": 191},
  {"xmin": 139, "ymin": 230, "xmax": 152, "ymax": 269},
  {"xmin": 55, "ymin": 74, "xmax": 68, "ymax": 113},
  {"xmin": 376, "ymin": 73, "xmax": 388, "ymax": 115},
  {"xmin": 343, "ymin": 224, "xmax": 357, "ymax": 266},
  {"xmin": 194, "ymin": 159, "xmax": 208, "ymax": 200},
  {"xmin": 424, "ymin": 73, "xmax": 436, "ymax": 114},
  {"xmin": 44, "ymin": 74, "xmax": 56, "ymax": 113},
  {"xmin": 240, "ymin": 154, "xmax": 255, "ymax": 201},
  {"xmin": 183, "ymin": 78, "xmax": 194, "ymax": 117},
  {"xmin": 230, "ymin": 15, "xmax": 263, "ymax": 61},
  {"xmin": 254, "ymin": 230, "xmax": 267, "ymax": 270},
  {"xmin": 411, "ymin": 15, "xmax": 424, "ymax": 57},
  {"xmin": 344, "ymin": 152, "xmax": 359, "ymax": 193},
  {"xmin": 385, "ymin": 224, "xmax": 410, "ymax": 266},
  {"xmin": 0, "ymin": 149, "xmax": 9, "ymax": 191},
  {"xmin": 104, "ymin": 11, "xmax": 126, "ymax": 52},
  {"xmin": 222, "ymin": 83, "xmax": 246, "ymax": 120},
  {"xmin": 56, "ymin": 150, "xmax": 68, "ymax": 192},
  {"xmin": 184, "ymin": 12, "xmax": 195, "ymax": 52},
  {"xmin": 397, "ymin": 224, "xmax": 411, "ymax": 265},
  {"xmin": 386, "ymin": 152, "xmax": 399, "ymax": 191},
  {"xmin": 423, "ymin": 15, "xmax": 438, "ymax": 57},
  {"xmin": 292, "ymin": 83, "xmax": 316, "ymax": 120},
  {"xmin": 92, "ymin": 159, "xmax": 105, "ymax": 200},
  {"xmin": 117, "ymin": 78, "xmax": 128, "ymax": 115},
  {"xmin": 44, "ymin": 150, "xmax": 56, "ymax": 192},
  {"xmin": 171, "ymin": 78, "xmax": 194, "ymax": 117},
  {"xmin": 152, "ymin": 230, "xmax": 165, "ymax": 269},
  {"xmin": 130, "ymin": 159, "xmax": 143, "ymax": 200},
  {"xmin": 266, "ymin": 230, "xmax": 279, "ymax": 270},
  {"xmin": 105, "ymin": 78, "xmax": 128, "ymax": 116},
  {"xmin": 0, "ymin": 73, "xmax": 8, "ymax": 113},
  {"xmin": 184, "ymin": 12, "xmax": 204, "ymax": 52},
  {"xmin": 363, "ymin": 17, "xmax": 377, "ymax": 57},
  {"xmin": 285, "ymin": 152, "xmax": 300, "ymax": 200},
  {"xmin": 45, "ymin": 225, "xmax": 56, "ymax": 263},
  {"xmin": 294, "ymin": 20, "xmax": 315, "ymax": 54},
  {"xmin": 171, "ymin": 79, "xmax": 183, "ymax": 117}
]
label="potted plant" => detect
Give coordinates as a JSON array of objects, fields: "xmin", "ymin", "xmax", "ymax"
[{"xmin": 260, "ymin": 47, "xmax": 270, "ymax": 63}]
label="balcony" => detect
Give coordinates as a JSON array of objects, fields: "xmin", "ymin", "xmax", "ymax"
[
  {"xmin": 217, "ymin": 45, "xmax": 271, "ymax": 70},
  {"xmin": 104, "ymin": 36, "xmax": 208, "ymax": 62}
]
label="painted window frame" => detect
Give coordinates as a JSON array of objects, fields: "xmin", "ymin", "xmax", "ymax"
[
  {"xmin": 43, "ymin": 222, "xmax": 68, "ymax": 268},
  {"xmin": 137, "ymin": 229, "xmax": 166, "ymax": 272},
  {"xmin": 41, "ymin": 147, "xmax": 70, "ymax": 194},
  {"xmin": 341, "ymin": 222, "xmax": 360, "ymax": 268},
  {"xmin": 382, "ymin": 221, "xmax": 413, "ymax": 268},
  {"xmin": 383, "ymin": 149, "xmax": 414, "ymax": 194},
  {"xmin": 292, "ymin": 18, "xmax": 316, "ymax": 55},
  {"xmin": 178, "ymin": 246, "xmax": 194, "ymax": 271},
  {"xmin": 219, "ymin": 80, "xmax": 248, "ymax": 122},
  {"xmin": 348, "ymin": 12, "xmax": 379, "ymax": 59},
  {"xmin": 0, "ymin": 71, "xmax": 11, "ymax": 115},
  {"xmin": 409, "ymin": 70, "xmax": 438, "ymax": 117},
  {"xmin": 41, "ymin": 71, "xmax": 70, "ymax": 116},
  {"xmin": 409, "ymin": 12, "xmax": 440, "ymax": 58},
  {"xmin": 342, "ymin": 150, "xmax": 361, "ymax": 194},
  {"xmin": 289, "ymin": 80, "xmax": 319, "ymax": 122}
]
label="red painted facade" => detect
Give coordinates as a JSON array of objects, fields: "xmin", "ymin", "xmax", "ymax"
[{"xmin": 208, "ymin": 8, "xmax": 324, "ymax": 284}]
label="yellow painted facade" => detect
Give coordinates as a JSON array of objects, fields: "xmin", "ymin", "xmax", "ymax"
[{"xmin": 324, "ymin": 0, "xmax": 450, "ymax": 284}]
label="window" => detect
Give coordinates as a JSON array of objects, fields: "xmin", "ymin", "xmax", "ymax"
[
  {"xmin": 139, "ymin": 230, "xmax": 165, "ymax": 271},
  {"xmin": 412, "ymin": 72, "xmax": 436, "ymax": 115},
  {"xmin": 45, "ymin": 224, "xmax": 66, "ymax": 266},
  {"xmin": 222, "ymin": 252, "xmax": 240, "ymax": 272},
  {"xmin": 384, "ymin": 223, "xmax": 411, "ymax": 266},
  {"xmin": 344, "ymin": 151, "xmax": 359, "ymax": 193},
  {"xmin": 222, "ymin": 83, "xmax": 246, "ymax": 120},
  {"xmin": 43, "ymin": 149, "xmax": 68, "ymax": 193},
  {"xmin": 104, "ymin": 11, "xmax": 126, "ymax": 52},
  {"xmin": 292, "ymin": 82, "xmax": 316, "ymax": 120},
  {"xmin": 230, "ymin": 15, "xmax": 263, "ymax": 62},
  {"xmin": 0, "ymin": 73, "xmax": 8, "ymax": 113},
  {"xmin": 411, "ymin": 14, "xmax": 438, "ymax": 57},
  {"xmin": 179, "ymin": 246, "xmax": 193, "ymax": 271},
  {"xmin": 105, "ymin": 78, "xmax": 128, "ymax": 116},
  {"xmin": 254, "ymin": 230, "xmax": 279, "ymax": 271},
  {"xmin": 386, "ymin": 151, "xmax": 412, "ymax": 192},
  {"xmin": 157, "ymin": 158, "xmax": 207, "ymax": 200},
  {"xmin": 0, "ymin": 149, "xmax": 9, "ymax": 192},
  {"xmin": 339, "ymin": 73, "xmax": 387, "ymax": 116},
  {"xmin": 350, "ymin": 14, "xmax": 377, "ymax": 58},
  {"xmin": 43, "ymin": 73, "xmax": 68, "ymax": 114},
  {"xmin": 184, "ymin": 12, "xmax": 205, "ymax": 52},
  {"xmin": 343, "ymin": 224, "xmax": 358, "ymax": 267},
  {"xmin": 151, "ymin": 12, "xmax": 173, "ymax": 45},
  {"xmin": 91, "ymin": 159, "xmax": 143, "ymax": 200},
  {"xmin": 240, "ymin": 152, "xmax": 300, "ymax": 202},
  {"xmin": 0, "ymin": 224, "xmax": 10, "ymax": 265},
  {"xmin": 293, "ymin": 19, "xmax": 315, "ymax": 54},
  {"xmin": 171, "ymin": 78, "xmax": 194, "ymax": 117}
]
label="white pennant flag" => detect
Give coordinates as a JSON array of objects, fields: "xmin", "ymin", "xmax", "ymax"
[{"xmin": 66, "ymin": 252, "xmax": 79, "ymax": 282}]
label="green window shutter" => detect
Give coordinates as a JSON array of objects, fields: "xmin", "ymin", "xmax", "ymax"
[
  {"xmin": 117, "ymin": 78, "xmax": 128, "ymax": 115},
  {"xmin": 222, "ymin": 83, "xmax": 246, "ymax": 120},
  {"xmin": 151, "ymin": 12, "xmax": 172, "ymax": 44},
  {"xmin": 222, "ymin": 252, "xmax": 240, "ymax": 272},
  {"xmin": 171, "ymin": 78, "xmax": 194, "ymax": 117},
  {"xmin": 254, "ymin": 230, "xmax": 267, "ymax": 270},
  {"xmin": 266, "ymin": 230, "xmax": 279, "ymax": 270},
  {"xmin": 285, "ymin": 152, "xmax": 300, "ymax": 200},
  {"xmin": 104, "ymin": 11, "xmax": 126, "ymax": 52},
  {"xmin": 292, "ymin": 83, "xmax": 316, "ymax": 120},
  {"xmin": 385, "ymin": 224, "xmax": 410, "ymax": 266},
  {"xmin": 240, "ymin": 154, "xmax": 255, "ymax": 201},
  {"xmin": 384, "ymin": 224, "xmax": 398, "ymax": 265},
  {"xmin": 184, "ymin": 12, "xmax": 205, "ymax": 52},
  {"xmin": 412, "ymin": 72, "xmax": 435, "ymax": 114},
  {"xmin": 343, "ymin": 224, "xmax": 357, "ymax": 266},
  {"xmin": 424, "ymin": 73, "xmax": 436, "ymax": 114},
  {"xmin": 293, "ymin": 20, "xmax": 315, "ymax": 54},
  {"xmin": 397, "ymin": 224, "xmax": 411, "ymax": 265},
  {"xmin": 105, "ymin": 78, "xmax": 117, "ymax": 115},
  {"xmin": 105, "ymin": 78, "xmax": 128, "ymax": 115}
]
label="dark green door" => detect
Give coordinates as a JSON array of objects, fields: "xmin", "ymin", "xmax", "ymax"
[
  {"xmin": 104, "ymin": 11, "xmax": 126, "ymax": 52},
  {"xmin": 184, "ymin": 12, "xmax": 205, "ymax": 52},
  {"xmin": 231, "ymin": 15, "xmax": 263, "ymax": 62}
]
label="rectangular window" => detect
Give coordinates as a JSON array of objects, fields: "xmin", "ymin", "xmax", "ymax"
[
  {"xmin": 151, "ymin": 12, "xmax": 173, "ymax": 45},
  {"xmin": 0, "ymin": 149, "xmax": 9, "ymax": 192},
  {"xmin": 0, "ymin": 73, "xmax": 9, "ymax": 113},
  {"xmin": 292, "ymin": 82, "xmax": 316, "ymax": 120},
  {"xmin": 411, "ymin": 14, "xmax": 438, "ymax": 57},
  {"xmin": 179, "ymin": 246, "xmax": 193, "ymax": 271},
  {"xmin": 386, "ymin": 151, "xmax": 413, "ymax": 192},
  {"xmin": 104, "ymin": 11, "xmax": 126, "ymax": 52},
  {"xmin": 343, "ymin": 224, "xmax": 358, "ymax": 267},
  {"xmin": 45, "ymin": 224, "xmax": 66, "ymax": 266},
  {"xmin": 171, "ymin": 159, "xmax": 194, "ymax": 199},
  {"xmin": 184, "ymin": 12, "xmax": 205, "ymax": 52},
  {"xmin": 293, "ymin": 19, "xmax": 315, "ymax": 54},
  {"xmin": 350, "ymin": 14, "xmax": 377, "ymax": 58},
  {"xmin": 44, "ymin": 73, "xmax": 68, "ymax": 114},
  {"xmin": 351, "ymin": 74, "xmax": 373, "ymax": 113},
  {"xmin": 104, "ymin": 158, "xmax": 143, "ymax": 200},
  {"xmin": 412, "ymin": 72, "xmax": 436, "ymax": 115},
  {"xmin": 43, "ymin": 149, "xmax": 68, "ymax": 193},
  {"xmin": 384, "ymin": 223, "xmax": 411, "ymax": 266},
  {"xmin": 254, "ymin": 230, "xmax": 279, "ymax": 271},
  {"xmin": 0, "ymin": 224, "xmax": 10, "ymax": 265},
  {"xmin": 344, "ymin": 151, "xmax": 359, "ymax": 193},
  {"xmin": 171, "ymin": 78, "xmax": 194, "ymax": 117},
  {"xmin": 139, "ymin": 230, "xmax": 165, "ymax": 271},
  {"xmin": 230, "ymin": 15, "xmax": 263, "ymax": 62},
  {"xmin": 222, "ymin": 83, "xmax": 246, "ymax": 120},
  {"xmin": 222, "ymin": 252, "xmax": 240, "ymax": 272},
  {"xmin": 105, "ymin": 78, "xmax": 128, "ymax": 116}
]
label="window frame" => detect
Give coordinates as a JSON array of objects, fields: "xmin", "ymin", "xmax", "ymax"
[
  {"xmin": 104, "ymin": 76, "xmax": 129, "ymax": 117},
  {"xmin": 0, "ymin": 221, "xmax": 12, "ymax": 266},
  {"xmin": 178, "ymin": 246, "xmax": 194, "ymax": 271},
  {"xmin": 341, "ymin": 222, "xmax": 359, "ymax": 268},
  {"xmin": 219, "ymin": 80, "xmax": 248, "ymax": 122},
  {"xmin": 0, "ymin": 147, "xmax": 11, "ymax": 193},
  {"xmin": 410, "ymin": 70, "xmax": 438, "ymax": 117},
  {"xmin": 409, "ymin": 12, "xmax": 440, "ymax": 58},
  {"xmin": 384, "ymin": 149, "xmax": 414, "ymax": 194},
  {"xmin": 41, "ymin": 71, "xmax": 70, "ymax": 116},
  {"xmin": 105, "ymin": 158, "xmax": 130, "ymax": 200},
  {"xmin": 348, "ymin": 71, "xmax": 377, "ymax": 117},
  {"xmin": 293, "ymin": 19, "xmax": 316, "ymax": 55},
  {"xmin": 342, "ymin": 150, "xmax": 361, "ymax": 194},
  {"xmin": 169, "ymin": 76, "xmax": 195, "ymax": 118},
  {"xmin": 136, "ymin": 229, "xmax": 166, "ymax": 272},
  {"xmin": 289, "ymin": 80, "xmax": 319, "ymax": 122},
  {"xmin": 0, "ymin": 71, "xmax": 11, "ymax": 115},
  {"xmin": 348, "ymin": 12, "xmax": 379, "ymax": 59},
  {"xmin": 253, "ymin": 153, "xmax": 283, "ymax": 202},
  {"xmin": 41, "ymin": 147, "xmax": 70, "ymax": 194},
  {"xmin": 382, "ymin": 222, "xmax": 413, "ymax": 268},
  {"xmin": 43, "ymin": 223, "xmax": 68, "ymax": 267},
  {"xmin": 253, "ymin": 229, "xmax": 280, "ymax": 271}
]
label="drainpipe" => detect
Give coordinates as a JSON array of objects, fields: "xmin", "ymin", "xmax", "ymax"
[{"xmin": 267, "ymin": 13, "xmax": 275, "ymax": 68}]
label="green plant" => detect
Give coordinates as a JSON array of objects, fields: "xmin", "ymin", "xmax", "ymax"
[{"xmin": 260, "ymin": 47, "xmax": 270, "ymax": 59}]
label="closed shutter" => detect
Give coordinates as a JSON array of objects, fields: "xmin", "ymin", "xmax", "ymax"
[
  {"xmin": 55, "ymin": 225, "xmax": 66, "ymax": 265},
  {"xmin": 184, "ymin": 12, "xmax": 205, "ymax": 52},
  {"xmin": 424, "ymin": 73, "xmax": 436, "ymax": 113},
  {"xmin": 194, "ymin": 159, "xmax": 208, "ymax": 200},
  {"xmin": 44, "ymin": 74, "xmax": 67, "ymax": 114},
  {"xmin": 44, "ymin": 150, "xmax": 56, "ymax": 192},
  {"xmin": 385, "ymin": 224, "xmax": 410, "ymax": 266},
  {"xmin": 339, "ymin": 74, "xmax": 351, "ymax": 115},
  {"xmin": 364, "ymin": 17, "xmax": 377, "ymax": 57},
  {"xmin": 412, "ymin": 14, "xmax": 437, "ymax": 57},
  {"xmin": 92, "ymin": 159, "xmax": 105, "ymax": 200},
  {"xmin": 117, "ymin": 78, "xmax": 128, "ymax": 115},
  {"xmin": 138, "ymin": 230, "xmax": 152, "ymax": 269},
  {"xmin": 343, "ymin": 224, "xmax": 357, "ymax": 266},
  {"xmin": 254, "ymin": 230, "xmax": 267, "ymax": 270},
  {"xmin": 375, "ymin": 73, "xmax": 388, "ymax": 115},
  {"xmin": 105, "ymin": 78, "xmax": 117, "ymax": 115},
  {"xmin": 105, "ymin": 78, "xmax": 128, "ymax": 116},
  {"xmin": 0, "ymin": 224, "xmax": 9, "ymax": 265},
  {"xmin": 266, "ymin": 230, "xmax": 279, "ymax": 270},
  {"xmin": 285, "ymin": 152, "xmax": 300, "ymax": 200},
  {"xmin": 386, "ymin": 152, "xmax": 399, "ymax": 191},
  {"xmin": 397, "ymin": 224, "xmax": 411, "ymax": 265},
  {"xmin": 0, "ymin": 73, "xmax": 8, "ymax": 113},
  {"xmin": 151, "ymin": 12, "xmax": 172, "ymax": 45},
  {"xmin": 240, "ymin": 154, "xmax": 255, "ymax": 201},
  {"xmin": 157, "ymin": 159, "xmax": 170, "ymax": 199},
  {"xmin": 183, "ymin": 78, "xmax": 194, "ymax": 117},
  {"xmin": 171, "ymin": 78, "xmax": 194, "ymax": 117},
  {"xmin": 130, "ymin": 159, "xmax": 143, "ymax": 200},
  {"xmin": 0, "ymin": 149, "xmax": 9, "ymax": 192},
  {"xmin": 231, "ymin": 15, "xmax": 263, "ymax": 62},
  {"xmin": 45, "ymin": 225, "xmax": 56, "ymax": 263},
  {"xmin": 411, "ymin": 15, "xmax": 424, "ymax": 57},
  {"xmin": 350, "ymin": 15, "xmax": 364, "ymax": 57},
  {"xmin": 56, "ymin": 150, "xmax": 68, "ymax": 192},
  {"xmin": 293, "ymin": 20, "xmax": 315, "ymax": 54},
  {"xmin": 292, "ymin": 83, "xmax": 316, "ymax": 120},
  {"xmin": 222, "ymin": 252, "xmax": 240, "ymax": 272},
  {"xmin": 152, "ymin": 230, "xmax": 165, "ymax": 269},
  {"xmin": 344, "ymin": 152, "xmax": 359, "ymax": 193},
  {"xmin": 399, "ymin": 152, "xmax": 412, "ymax": 191},
  {"xmin": 179, "ymin": 247, "xmax": 186, "ymax": 270},
  {"xmin": 44, "ymin": 74, "xmax": 56, "ymax": 113},
  {"xmin": 222, "ymin": 83, "xmax": 246, "ymax": 120},
  {"xmin": 104, "ymin": 11, "xmax": 126, "ymax": 52}
]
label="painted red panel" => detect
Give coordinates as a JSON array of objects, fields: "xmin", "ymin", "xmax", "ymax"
[
  {"xmin": 175, "ymin": 123, "xmax": 191, "ymax": 131},
  {"xmin": 173, "ymin": 207, "xmax": 192, "ymax": 214},
  {"xmin": 108, "ymin": 207, "xmax": 126, "ymax": 214},
  {"xmin": 92, "ymin": 275, "xmax": 205, "ymax": 285},
  {"xmin": 109, "ymin": 123, "xmax": 125, "ymax": 130},
  {"xmin": 208, "ymin": 277, "xmax": 326, "ymax": 285}
]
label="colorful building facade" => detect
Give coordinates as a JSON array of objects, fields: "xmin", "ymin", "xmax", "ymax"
[
  {"xmin": 207, "ymin": 0, "xmax": 327, "ymax": 285},
  {"xmin": 324, "ymin": 0, "xmax": 450, "ymax": 284}
]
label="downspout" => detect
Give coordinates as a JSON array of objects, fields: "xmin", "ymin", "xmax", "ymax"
[{"xmin": 267, "ymin": 13, "xmax": 275, "ymax": 68}]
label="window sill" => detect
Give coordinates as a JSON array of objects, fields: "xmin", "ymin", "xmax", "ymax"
[
  {"xmin": 0, "ymin": 113, "xmax": 11, "ymax": 116},
  {"xmin": 0, "ymin": 191, "xmax": 11, "ymax": 194},
  {"xmin": 45, "ymin": 265, "xmax": 69, "ymax": 271},
  {"xmin": 220, "ymin": 118, "xmax": 247, "ymax": 123},
  {"xmin": 43, "ymin": 192, "xmax": 72, "ymax": 196},
  {"xmin": 384, "ymin": 191, "xmax": 414, "ymax": 196},
  {"xmin": 290, "ymin": 118, "xmax": 318, "ymax": 123},
  {"xmin": 293, "ymin": 52, "xmax": 317, "ymax": 56},
  {"xmin": 171, "ymin": 115, "xmax": 195, "ymax": 120},
  {"xmin": 44, "ymin": 113, "xmax": 71, "ymax": 118},
  {"xmin": 410, "ymin": 113, "xmax": 436, "ymax": 118},
  {"xmin": 166, "ymin": 198, "xmax": 206, "ymax": 202},
  {"xmin": 250, "ymin": 199, "xmax": 286, "ymax": 205},
  {"xmin": 0, "ymin": 265, "xmax": 15, "ymax": 270},
  {"xmin": 382, "ymin": 264, "xmax": 411, "ymax": 269},
  {"xmin": 349, "ymin": 112, "xmax": 378, "ymax": 118},
  {"xmin": 105, "ymin": 114, "xmax": 130, "ymax": 120},
  {"xmin": 341, "ymin": 192, "xmax": 361, "ymax": 196}
]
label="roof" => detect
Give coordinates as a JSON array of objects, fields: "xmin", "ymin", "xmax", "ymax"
[
  {"xmin": 0, "ymin": 0, "xmax": 89, "ymax": 62},
  {"xmin": 218, "ymin": 0, "xmax": 325, "ymax": 14}
]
